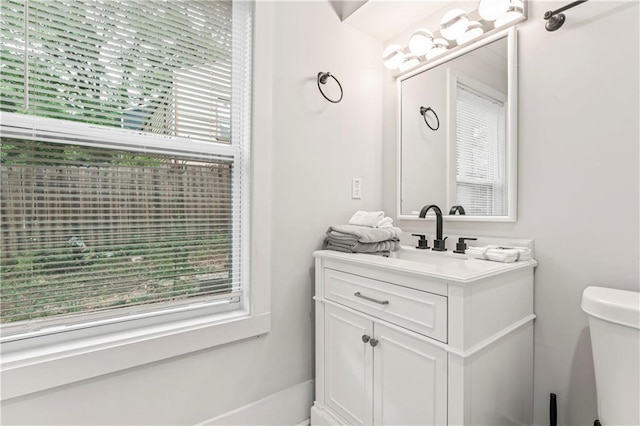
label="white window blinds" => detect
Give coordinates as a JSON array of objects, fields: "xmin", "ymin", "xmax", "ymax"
[
  {"xmin": 0, "ymin": 0, "xmax": 251, "ymax": 335},
  {"xmin": 455, "ymin": 82, "xmax": 506, "ymax": 216},
  {"xmin": 1, "ymin": 0, "xmax": 234, "ymax": 143}
]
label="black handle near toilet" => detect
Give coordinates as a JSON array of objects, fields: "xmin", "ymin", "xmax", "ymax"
[{"xmin": 549, "ymin": 388, "xmax": 603, "ymax": 425}]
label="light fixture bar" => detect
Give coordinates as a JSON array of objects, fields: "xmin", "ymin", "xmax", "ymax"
[{"xmin": 382, "ymin": 1, "xmax": 526, "ymax": 76}]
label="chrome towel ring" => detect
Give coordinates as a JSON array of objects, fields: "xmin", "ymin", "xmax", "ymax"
[
  {"xmin": 419, "ymin": 106, "xmax": 439, "ymax": 131},
  {"xmin": 317, "ymin": 72, "xmax": 343, "ymax": 103}
]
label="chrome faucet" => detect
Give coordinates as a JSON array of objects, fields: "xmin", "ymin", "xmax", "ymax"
[{"xmin": 418, "ymin": 204, "xmax": 447, "ymax": 251}]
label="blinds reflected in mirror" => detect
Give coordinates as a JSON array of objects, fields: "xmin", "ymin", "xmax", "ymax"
[{"xmin": 455, "ymin": 82, "xmax": 506, "ymax": 216}]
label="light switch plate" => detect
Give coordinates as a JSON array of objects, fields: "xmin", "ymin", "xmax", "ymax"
[{"xmin": 352, "ymin": 178, "xmax": 362, "ymax": 199}]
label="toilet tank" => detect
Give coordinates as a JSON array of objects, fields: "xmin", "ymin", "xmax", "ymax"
[{"xmin": 582, "ymin": 286, "xmax": 640, "ymax": 426}]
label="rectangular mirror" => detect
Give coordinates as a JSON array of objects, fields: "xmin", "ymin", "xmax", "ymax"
[{"xmin": 398, "ymin": 29, "xmax": 517, "ymax": 222}]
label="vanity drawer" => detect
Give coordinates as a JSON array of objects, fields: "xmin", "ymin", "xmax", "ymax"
[{"xmin": 324, "ymin": 268, "xmax": 447, "ymax": 343}]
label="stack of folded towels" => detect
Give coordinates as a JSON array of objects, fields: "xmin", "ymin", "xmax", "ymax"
[
  {"xmin": 323, "ymin": 211, "xmax": 402, "ymax": 257},
  {"xmin": 466, "ymin": 245, "xmax": 532, "ymax": 263}
]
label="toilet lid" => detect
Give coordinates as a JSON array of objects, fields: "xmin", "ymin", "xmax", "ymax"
[{"xmin": 582, "ymin": 286, "xmax": 640, "ymax": 330}]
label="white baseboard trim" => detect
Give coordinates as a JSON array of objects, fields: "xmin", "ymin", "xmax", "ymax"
[{"xmin": 195, "ymin": 379, "xmax": 314, "ymax": 426}]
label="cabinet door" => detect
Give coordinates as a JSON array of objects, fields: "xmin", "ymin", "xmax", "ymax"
[
  {"xmin": 373, "ymin": 323, "xmax": 447, "ymax": 425},
  {"xmin": 325, "ymin": 304, "xmax": 373, "ymax": 425}
]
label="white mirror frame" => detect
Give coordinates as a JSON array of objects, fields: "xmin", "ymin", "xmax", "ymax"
[{"xmin": 397, "ymin": 28, "xmax": 518, "ymax": 222}]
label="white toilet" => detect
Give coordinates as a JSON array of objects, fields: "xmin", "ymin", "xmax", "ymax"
[{"xmin": 582, "ymin": 286, "xmax": 640, "ymax": 426}]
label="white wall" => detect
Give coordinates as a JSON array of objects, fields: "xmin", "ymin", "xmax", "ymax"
[
  {"xmin": 384, "ymin": 1, "xmax": 639, "ymax": 424},
  {"xmin": 0, "ymin": 2, "xmax": 383, "ymax": 424}
]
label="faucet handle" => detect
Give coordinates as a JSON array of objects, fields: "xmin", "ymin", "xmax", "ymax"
[
  {"xmin": 411, "ymin": 233, "xmax": 429, "ymax": 250},
  {"xmin": 454, "ymin": 237, "xmax": 477, "ymax": 254}
]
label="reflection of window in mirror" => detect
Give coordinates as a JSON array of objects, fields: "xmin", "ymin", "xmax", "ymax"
[{"xmin": 453, "ymin": 78, "xmax": 506, "ymax": 216}]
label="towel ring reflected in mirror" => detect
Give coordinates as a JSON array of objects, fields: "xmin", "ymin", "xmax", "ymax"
[
  {"xmin": 449, "ymin": 205, "xmax": 466, "ymax": 215},
  {"xmin": 419, "ymin": 106, "xmax": 439, "ymax": 131},
  {"xmin": 317, "ymin": 72, "xmax": 343, "ymax": 103}
]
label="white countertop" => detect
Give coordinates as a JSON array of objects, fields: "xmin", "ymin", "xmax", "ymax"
[{"xmin": 313, "ymin": 247, "xmax": 537, "ymax": 284}]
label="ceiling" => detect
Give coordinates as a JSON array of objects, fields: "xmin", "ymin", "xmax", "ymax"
[{"xmin": 336, "ymin": 0, "xmax": 454, "ymax": 42}]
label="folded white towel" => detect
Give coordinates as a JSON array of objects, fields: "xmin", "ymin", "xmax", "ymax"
[
  {"xmin": 466, "ymin": 245, "xmax": 532, "ymax": 263},
  {"xmin": 348, "ymin": 211, "xmax": 395, "ymax": 228},
  {"xmin": 376, "ymin": 217, "xmax": 394, "ymax": 228},
  {"xmin": 348, "ymin": 211, "xmax": 385, "ymax": 227}
]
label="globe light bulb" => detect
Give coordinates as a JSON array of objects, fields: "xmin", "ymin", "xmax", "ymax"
[
  {"xmin": 478, "ymin": 0, "xmax": 510, "ymax": 21},
  {"xmin": 495, "ymin": 0, "xmax": 525, "ymax": 27},
  {"xmin": 408, "ymin": 29, "xmax": 434, "ymax": 56},
  {"xmin": 382, "ymin": 44, "xmax": 404, "ymax": 69},
  {"xmin": 440, "ymin": 9, "xmax": 469, "ymax": 41},
  {"xmin": 426, "ymin": 38, "xmax": 450, "ymax": 60},
  {"xmin": 399, "ymin": 55, "xmax": 420, "ymax": 73},
  {"xmin": 456, "ymin": 21, "xmax": 484, "ymax": 45}
]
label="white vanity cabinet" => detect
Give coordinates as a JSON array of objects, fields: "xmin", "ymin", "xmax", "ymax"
[
  {"xmin": 324, "ymin": 303, "xmax": 448, "ymax": 426},
  {"xmin": 311, "ymin": 250, "xmax": 536, "ymax": 426}
]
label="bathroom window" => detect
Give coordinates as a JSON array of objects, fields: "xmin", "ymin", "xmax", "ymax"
[
  {"xmin": 0, "ymin": 0, "xmax": 252, "ymax": 340},
  {"xmin": 455, "ymin": 81, "xmax": 507, "ymax": 216}
]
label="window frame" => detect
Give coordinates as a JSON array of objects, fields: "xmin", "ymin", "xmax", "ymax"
[
  {"xmin": 446, "ymin": 67, "xmax": 509, "ymax": 218},
  {"xmin": 0, "ymin": 112, "xmax": 244, "ymax": 338},
  {"xmin": 0, "ymin": 0, "xmax": 272, "ymax": 401},
  {"xmin": 453, "ymin": 79, "xmax": 507, "ymax": 216}
]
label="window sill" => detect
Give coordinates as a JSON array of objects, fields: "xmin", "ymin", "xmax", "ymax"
[{"xmin": 0, "ymin": 310, "xmax": 270, "ymax": 400}]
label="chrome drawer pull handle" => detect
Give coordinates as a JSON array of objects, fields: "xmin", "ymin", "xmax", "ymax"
[{"xmin": 354, "ymin": 292, "xmax": 389, "ymax": 305}]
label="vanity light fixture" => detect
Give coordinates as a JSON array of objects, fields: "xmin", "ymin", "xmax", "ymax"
[
  {"xmin": 382, "ymin": 44, "xmax": 405, "ymax": 69},
  {"xmin": 495, "ymin": 0, "xmax": 525, "ymax": 27},
  {"xmin": 440, "ymin": 9, "xmax": 469, "ymax": 41},
  {"xmin": 478, "ymin": 0, "xmax": 511, "ymax": 21},
  {"xmin": 408, "ymin": 29, "xmax": 434, "ymax": 56},
  {"xmin": 456, "ymin": 21, "xmax": 484, "ymax": 45},
  {"xmin": 399, "ymin": 54, "xmax": 421, "ymax": 73},
  {"xmin": 425, "ymin": 38, "xmax": 449, "ymax": 60},
  {"xmin": 381, "ymin": 0, "xmax": 525, "ymax": 75}
]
